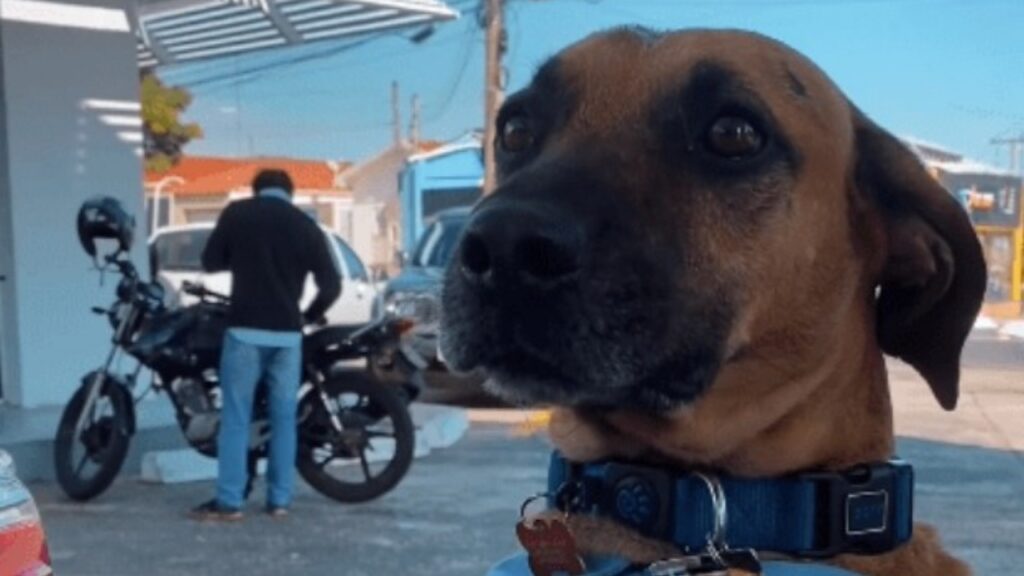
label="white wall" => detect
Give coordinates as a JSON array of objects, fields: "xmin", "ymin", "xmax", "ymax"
[
  {"xmin": 0, "ymin": 16, "xmax": 13, "ymax": 401},
  {"xmin": 0, "ymin": 0, "xmax": 145, "ymax": 407},
  {"xmin": 350, "ymin": 202, "xmax": 384, "ymax": 266},
  {"xmin": 345, "ymin": 144, "xmax": 408, "ymax": 272}
]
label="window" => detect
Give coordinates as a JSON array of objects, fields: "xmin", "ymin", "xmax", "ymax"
[
  {"xmin": 413, "ymin": 217, "xmax": 468, "ymax": 268},
  {"xmin": 145, "ymin": 197, "xmax": 171, "ymax": 234},
  {"xmin": 185, "ymin": 208, "xmax": 222, "ymax": 224},
  {"xmin": 151, "ymin": 229, "xmax": 212, "ymax": 272},
  {"xmin": 412, "ymin": 222, "xmax": 441, "ymax": 267},
  {"xmin": 421, "ymin": 187, "xmax": 481, "ymax": 221},
  {"xmin": 333, "ymin": 235, "xmax": 369, "ymax": 283}
]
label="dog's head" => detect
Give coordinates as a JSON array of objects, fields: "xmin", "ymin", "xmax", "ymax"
[{"xmin": 440, "ymin": 28, "xmax": 985, "ymax": 414}]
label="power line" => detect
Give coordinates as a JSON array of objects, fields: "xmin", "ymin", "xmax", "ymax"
[
  {"xmin": 180, "ymin": 2, "xmax": 496, "ymax": 88},
  {"xmin": 992, "ymin": 134, "xmax": 1024, "ymax": 176},
  {"xmin": 189, "ymin": 29, "xmax": 477, "ymax": 100},
  {"xmin": 177, "ymin": 2, "xmax": 484, "ymax": 94},
  {"xmin": 197, "ymin": 22, "xmax": 482, "ymax": 141},
  {"xmin": 182, "ymin": 33, "xmax": 399, "ymax": 91},
  {"xmin": 592, "ymin": 0, "xmax": 1016, "ymax": 5},
  {"xmin": 423, "ymin": 23, "xmax": 479, "ymax": 125}
]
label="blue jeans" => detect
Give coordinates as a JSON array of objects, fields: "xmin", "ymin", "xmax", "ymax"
[{"xmin": 216, "ymin": 331, "xmax": 302, "ymax": 509}]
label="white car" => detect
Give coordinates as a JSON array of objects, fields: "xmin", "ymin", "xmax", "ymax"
[{"xmin": 149, "ymin": 223, "xmax": 377, "ymax": 326}]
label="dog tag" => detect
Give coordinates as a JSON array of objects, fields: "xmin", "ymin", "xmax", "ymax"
[
  {"xmin": 648, "ymin": 549, "xmax": 762, "ymax": 576},
  {"xmin": 515, "ymin": 516, "xmax": 586, "ymax": 576},
  {"xmin": 648, "ymin": 555, "xmax": 729, "ymax": 575},
  {"xmin": 703, "ymin": 550, "xmax": 761, "ymax": 575},
  {"xmin": 719, "ymin": 549, "xmax": 762, "ymax": 575},
  {"xmin": 648, "ymin": 556, "xmax": 706, "ymax": 575}
]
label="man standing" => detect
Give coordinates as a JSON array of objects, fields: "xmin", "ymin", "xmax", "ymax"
[{"xmin": 191, "ymin": 168, "xmax": 341, "ymax": 520}]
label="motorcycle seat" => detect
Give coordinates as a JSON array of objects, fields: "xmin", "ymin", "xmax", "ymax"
[{"xmin": 303, "ymin": 324, "xmax": 368, "ymax": 361}]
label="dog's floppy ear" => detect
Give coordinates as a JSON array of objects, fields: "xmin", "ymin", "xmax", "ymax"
[{"xmin": 854, "ymin": 110, "xmax": 986, "ymax": 410}]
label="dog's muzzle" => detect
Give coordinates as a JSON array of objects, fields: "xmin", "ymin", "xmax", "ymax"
[
  {"xmin": 457, "ymin": 201, "xmax": 584, "ymax": 292},
  {"xmin": 440, "ymin": 189, "xmax": 726, "ymax": 410}
]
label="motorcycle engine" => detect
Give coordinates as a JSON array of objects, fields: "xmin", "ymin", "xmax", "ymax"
[{"xmin": 171, "ymin": 376, "xmax": 219, "ymax": 443}]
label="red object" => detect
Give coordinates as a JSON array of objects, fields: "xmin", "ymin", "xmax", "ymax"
[
  {"xmin": 143, "ymin": 156, "xmax": 351, "ymax": 197},
  {"xmin": 0, "ymin": 519, "xmax": 52, "ymax": 576},
  {"xmin": 516, "ymin": 517, "xmax": 585, "ymax": 576}
]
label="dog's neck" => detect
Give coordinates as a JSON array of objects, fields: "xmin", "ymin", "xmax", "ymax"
[
  {"xmin": 551, "ymin": 300, "xmax": 895, "ymax": 477},
  {"xmin": 710, "ymin": 326, "xmax": 895, "ymax": 475}
]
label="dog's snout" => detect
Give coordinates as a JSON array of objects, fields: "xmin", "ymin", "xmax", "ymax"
[
  {"xmin": 459, "ymin": 232, "xmax": 493, "ymax": 278},
  {"xmin": 516, "ymin": 234, "xmax": 579, "ymax": 282},
  {"xmin": 459, "ymin": 204, "xmax": 582, "ymax": 288}
]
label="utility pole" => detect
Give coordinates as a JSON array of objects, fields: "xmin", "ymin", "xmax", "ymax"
[
  {"xmin": 992, "ymin": 134, "xmax": 1024, "ymax": 177},
  {"xmin": 482, "ymin": 0, "xmax": 505, "ymax": 195},
  {"xmin": 391, "ymin": 81, "xmax": 402, "ymax": 147},
  {"xmin": 409, "ymin": 93, "xmax": 421, "ymax": 147}
]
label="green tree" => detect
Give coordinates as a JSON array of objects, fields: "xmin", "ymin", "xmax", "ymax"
[{"xmin": 141, "ymin": 71, "xmax": 202, "ymax": 172}]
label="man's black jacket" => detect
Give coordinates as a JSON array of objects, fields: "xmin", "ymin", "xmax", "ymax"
[{"xmin": 201, "ymin": 195, "xmax": 341, "ymax": 332}]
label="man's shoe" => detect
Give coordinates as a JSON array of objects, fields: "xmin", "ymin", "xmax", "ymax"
[
  {"xmin": 265, "ymin": 504, "xmax": 289, "ymax": 519},
  {"xmin": 189, "ymin": 499, "xmax": 243, "ymax": 522}
]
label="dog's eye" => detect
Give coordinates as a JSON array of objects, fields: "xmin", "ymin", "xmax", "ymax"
[
  {"xmin": 706, "ymin": 116, "xmax": 764, "ymax": 158},
  {"xmin": 499, "ymin": 114, "xmax": 534, "ymax": 153}
]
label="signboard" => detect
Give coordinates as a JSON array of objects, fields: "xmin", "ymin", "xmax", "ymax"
[
  {"xmin": 941, "ymin": 172, "xmax": 1022, "ymax": 229},
  {"xmin": 979, "ymin": 232, "xmax": 1014, "ymax": 301}
]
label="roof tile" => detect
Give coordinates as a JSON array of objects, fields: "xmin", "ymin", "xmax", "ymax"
[{"xmin": 144, "ymin": 156, "xmax": 351, "ymax": 197}]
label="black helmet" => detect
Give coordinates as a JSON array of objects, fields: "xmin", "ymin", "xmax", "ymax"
[{"xmin": 77, "ymin": 196, "xmax": 135, "ymax": 257}]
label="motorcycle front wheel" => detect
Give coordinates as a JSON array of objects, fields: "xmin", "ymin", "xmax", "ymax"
[
  {"xmin": 54, "ymin": 378, "xmax": 132, "ymax": 501},
  {"xmin": 297, "ymin": 371, "xmax": 415, "ymax": 503}
]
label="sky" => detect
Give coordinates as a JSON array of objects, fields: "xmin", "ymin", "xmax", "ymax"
[{"xmin": 160, "ymin": 0, "xmax": 1024, "ymax": 170}]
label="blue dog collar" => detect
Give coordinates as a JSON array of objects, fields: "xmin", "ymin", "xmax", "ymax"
[
  {"xmin": 486, "ymin": 554, "xmax": 864, "ymax": 576},
  {"xmin": 546, "ymin": 451, "xmax": 913, "ymax": 559}
]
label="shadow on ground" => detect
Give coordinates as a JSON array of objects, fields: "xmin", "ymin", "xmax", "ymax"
[
  {"xmin": 897, "ymin": 436, "xmax": 1024, "ymax": 573},
  {"xmin": 29, "ymin": 425, "xmax": 1023, "ymax": 575}
]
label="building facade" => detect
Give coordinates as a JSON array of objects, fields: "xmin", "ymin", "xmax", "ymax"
[
  {"xmin": 144, "ymin": 156, "xmax": 353, "ymax": 229},
  {"xmin": 0, "ymin": 0, "xmax": 145, "ymax": 407},
  {"xmin": 337, "ymin": 139, "xmax": 444, "ymax": 277},
  {"xmin": 906, "ymin": 138, "xmax": 1024, "ymax": 315}
]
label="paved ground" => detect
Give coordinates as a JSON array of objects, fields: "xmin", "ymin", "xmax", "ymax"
[
  {"xmin": 27, "ymin": 336, "xmax": 1024, "ymax": 575},
  {"xmin": 32, "ymin": 423, "xmax": 550, "ymax": 576}
]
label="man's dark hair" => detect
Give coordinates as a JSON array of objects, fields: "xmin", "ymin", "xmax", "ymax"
[{"xmin": 252, "ymin": 168, "xmax": 294, "ymax": 195}]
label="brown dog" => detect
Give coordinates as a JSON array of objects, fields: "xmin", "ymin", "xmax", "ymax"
[{"xmin": 440, "ymin": 28, "xmax": 985, "ymax": 576}]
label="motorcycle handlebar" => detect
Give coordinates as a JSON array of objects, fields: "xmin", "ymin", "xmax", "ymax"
[
  {"xmin": 182, "ymin": 281, "xmax": 229, "ymax": 302},
  {"xmin": 103, "ymin": 253, "xmax": 137, "ymax": 277}
]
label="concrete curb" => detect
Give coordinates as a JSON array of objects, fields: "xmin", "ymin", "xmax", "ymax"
[
  {"xmin": 140, "ymin": 404, "xmax": 468, "ymax": 484},
  {"xmin": 972, "ymin": 315, "xmax": 1024, "ymax": 341},
  {"xmin": 5, "ymin": 399, "xmax": 186, "ymax": 483},
  {"xmin": 465, "ymin": 409, "xmax": 548, "ymax": 424}
]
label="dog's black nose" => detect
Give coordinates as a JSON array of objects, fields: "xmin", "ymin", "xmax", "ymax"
[{"xmin": 459, "ymin": 204, "xmax": 582, "ymax": 288}]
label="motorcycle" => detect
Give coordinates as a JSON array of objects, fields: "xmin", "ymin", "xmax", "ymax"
[{"xmin": 54, "ymin": 246, "xmax": 424, "ymax": 504}]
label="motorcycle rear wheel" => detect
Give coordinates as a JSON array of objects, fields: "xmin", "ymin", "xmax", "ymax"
[
  {"xmin": 54, "ymin": 380, "xmax": 132, "ymax": 501},
  {"xmin": 297, "ymin": 371, "xmax": 415, "ymax": 503}
]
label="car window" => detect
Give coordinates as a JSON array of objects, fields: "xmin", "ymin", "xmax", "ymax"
[
  {"xmin": 152, "ymin": 229, "xmax": 212, "ymax": 272},
  {"xmin": 321, "ymin": 231, "xmax": 345, "ymax": 278},
  {"xmin": 412, "ymin": 222, "xmax": 442, "ymax": 268},
  {"xmin": 333, "ymin": 235, "xmax": 369, "ymax": 283},
  {"xmin": 416, "ymin": 218, "xmax": 467, "ymax": 268}
]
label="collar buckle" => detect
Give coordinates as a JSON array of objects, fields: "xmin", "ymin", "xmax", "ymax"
[{"xmin": 804, "ymin": 461, "xmax": 911, "ymax": 558}]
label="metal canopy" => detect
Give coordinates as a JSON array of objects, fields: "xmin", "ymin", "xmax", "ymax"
[{"xmin": 134, "ymin": 0, "xmax": 458, "ymax": 68}]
